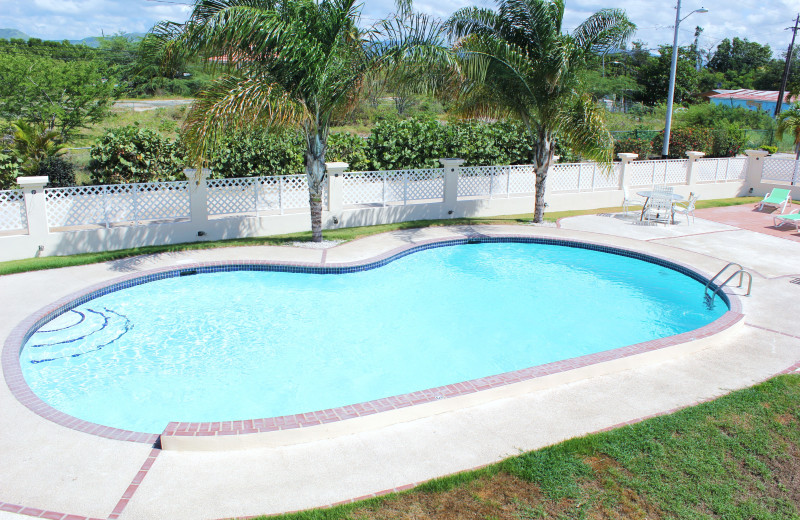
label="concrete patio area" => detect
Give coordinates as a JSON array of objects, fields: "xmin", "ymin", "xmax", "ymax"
[{"xmin": 1, "ymin": 204, "xmax": 799, "ymax": 520}]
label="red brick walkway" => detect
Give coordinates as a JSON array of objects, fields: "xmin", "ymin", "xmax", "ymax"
[{"xmin": 695, "ymin": 203, "xmax": 800, "ymax": 244}]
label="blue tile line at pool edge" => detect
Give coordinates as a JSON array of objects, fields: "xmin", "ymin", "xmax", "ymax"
[{"xmin": 14, "ymin": 235, "xmax": 733, "ymax": 351}]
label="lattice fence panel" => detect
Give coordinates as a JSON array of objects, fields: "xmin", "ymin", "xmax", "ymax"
[
  {"xmin": 458, "ymin": 166, "xmax": 498, "ymax": 197},
  {"xmin": 726, "ymin": 157, "xmax": 747, "ymax": 180},
  {"xmin": 593, "ymin": 163, "xmax": 622, "ymax": 190},
  {"xmin": 132, "ymin": 182, "xmax": 190, "ymax": 221},
  {"xmin": 548, "ymin": 163, "xmax": 580, "ymax": 192},
  {"xmin": 628, "ymin": 160, "xmax": 688, "ymax": 186},
  {"xmin": 207, "ymin": 177, "xmax": 257, "ymax": 216},
  {"xmin": 405, "ymin": 168, "xmax": 444, "ymax": 202},
  {"xmin": 762, "ymin": 158, "xmax": 800, "ymax": 183},
  {"xmin": 46, "ymin": 183, "xmax": 189, "ymax": 227},
  {"xmin": 0, "ymin": 190, "xmax": 27, "ymax": 233},
  {"xmin": 343, "ymin": 172, "xmax": 385, "ymax": 205},
  {"xmin": 255, "ymin": 176, "xmax": 282, "ymax": 211},
  {"xmin": 507, "ymin": 165, "xmax": 536, "ymax": 194}
]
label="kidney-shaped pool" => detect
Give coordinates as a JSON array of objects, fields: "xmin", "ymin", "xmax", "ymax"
[{"xmin": 18, "ymin": 239, "xmax": 728, "ymax": 434}]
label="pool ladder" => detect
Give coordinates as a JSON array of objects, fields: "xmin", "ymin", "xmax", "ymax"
[{"xmin": 705, "ymin": 262, "xmax": 752, "ymax": 301}]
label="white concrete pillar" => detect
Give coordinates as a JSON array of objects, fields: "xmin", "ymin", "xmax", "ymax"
[
  {"xmin": 325, "ymin": 162, "xmax": 348, "ymax": 214},
  {"xmin": 616, "ymin": 153, "xmax": 638, "ymax": 189},
  {"xmin": 184, "ymin": 168, "xmax": 209, "ymax": 235},
  {"xmin": 744, "ymin": 149, "xmax": 770, "ymax": 195},
  {"xmin": 685, "ymin": 151, "xmax": 705, "ymax": 187},
  {"xmin": 17, "ymin": 176, "xmax": 49, "ymax": 254},
  {"xmin": 440, "ymin": 158, "xmax": 465, "ymax": 215}
]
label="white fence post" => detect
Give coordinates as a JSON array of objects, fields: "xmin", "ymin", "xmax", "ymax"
[
  {"xmin": 325, "ymin": 162, "xmax": 348, "ymax": 215},
  {"xmin": 616, "ymin": 153, "xmax": 638, "ymax": 190},
  {"xmin": 184, "ymin": 169, "xmax": 209, "ymax": 234},
  {"xmin": 440, "ymin": 158, "xmax": 465, "ymax": 215},
  {"xmin": 744, "ymin": 149, "xmax": 770, "ymax": 195},
  {"xmin": 685, "ymin": 151, "xmax": 705, "ymax": 189},
  {"xmin": 17, "ymin": 176, "xmax": 49, "ymax": 253}
]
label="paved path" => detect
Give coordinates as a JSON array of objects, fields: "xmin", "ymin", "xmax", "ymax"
[
  {"xmin": 1, "ymin": 211, "xmax": 798, "ymax": 520},
  {"xmin": 112, "ymin": 99, "xmax": 193, "ymax": 112}
]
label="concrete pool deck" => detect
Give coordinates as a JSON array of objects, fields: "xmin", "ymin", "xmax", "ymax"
[{"xmin": 1, "ymin": 206, "xmax": 799, "ymax": 520}]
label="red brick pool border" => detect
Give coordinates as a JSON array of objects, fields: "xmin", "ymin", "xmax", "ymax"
[{"xmin": 2, "ymin": 233, "xmax": 743, "ymax": 447}]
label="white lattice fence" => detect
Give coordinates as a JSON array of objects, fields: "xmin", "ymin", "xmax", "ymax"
[
  {"xmin": 548, "ymin": 162, "xmax": 621, "ymax": 192},
  {"xmin": 458, "ymin": 166, "xmax": 506, "ymax": 198},
  {"xmin": 0, "ymin": 190, "xmax": 27, "ymax": 233},
  {"xmin": 695, "ymin": 157, "xmax": 747, "ymax": 182},
  {"xmin": 45, "ymin": 182, "xmax": 190, "ymax": 229},
  {"xmin": 342, "ymin": 168, "xmax": 444, "ymax": 206},
  {"xmin": 207, "ymin": 175, "xmax": 324, "ymax": 216},
  {"xmin": 762, "ymin": 158, "xmax": 800, "ymax": 183},
  {"xmin": 628, "ymin": 160, "xmax": 688, "ymax": 187}
]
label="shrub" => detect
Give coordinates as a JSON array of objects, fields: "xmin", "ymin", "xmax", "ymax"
[
  {"xmin": 366, "ymin": 118, "xmax": 450, "ymax": 170},
  {"xmin": 709, "ymin": 125, "xmax": 746, "ymax": 158},
  {"xmin": 38, "ymin": 156, "xmax": 76, "ymax": 187},
  {"xmin": 89, "ymin": 125, "xmax": 186, "ymax": 184},
  {"xmin": 0, "ymin": 150, "xmax": 21, "ymax": 189},
  {"xmin": 760, "ymin": 145, "xmax": 778, "ymax": 154},
  {"xmin": 651, "ymin": 128, "xmax": 713, "ymax": 159},
  {"xmin": 326, "ymin": 132, "xmax": 369, "ymax": 171},
  {"xmin": 613, "ymin": 137, "xmax": 653, "ymax": 159},
  {"xmin": 208, "ymin": 130, "xmax": 304, "ymax": 178}
]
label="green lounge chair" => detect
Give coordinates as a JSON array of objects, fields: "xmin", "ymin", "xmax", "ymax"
[
  {"xmin": 774, "ymin": 210, "xmax": 800, "ymax": 232},
  {"xmin": 758, "ymin": 188, "xmax": 792, "ymax": 213}
]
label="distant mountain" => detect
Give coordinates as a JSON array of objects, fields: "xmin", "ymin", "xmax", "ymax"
[
  {"xmin": 0, "ymin": 28, "xmax": 30, "ymax": 40},
  {"xmin": 68, "ymin": 33, "xmax": 146, "ymax": 48},
  {"xmin": 0, "ymin": 28, "xmax": 146, "ymax": 46}
]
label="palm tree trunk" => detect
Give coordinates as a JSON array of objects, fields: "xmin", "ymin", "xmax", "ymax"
[
  {"xmin": 532, "ymin": 134, "xmax": 555, "ymax": 223},
  {"xmin": 305, "ymin": 130, "xmax": 327, "ymax": 242}
]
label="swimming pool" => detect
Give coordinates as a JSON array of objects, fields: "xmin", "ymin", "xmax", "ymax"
[{"xmin": 15, "ymin": 238, "xmax": 730, "ymax": 436}]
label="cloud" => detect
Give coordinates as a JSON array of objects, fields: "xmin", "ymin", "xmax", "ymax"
[{"xmin": 1, "ymin": 0, "xmax": 793, "ymax": 58}]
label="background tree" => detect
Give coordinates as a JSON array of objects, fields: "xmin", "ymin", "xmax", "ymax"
[
  {"xmin": 153, "ymin": 0, "xmax": 453, "ymax": 241},
  {"xmin": 10, "ymin": 121, "xmax": 68, "ymax": 174},
  {"xmin": 446, "ymin": 0, "xmax": 634, "ymax": 222},
  {"xmin": 0, "ymin": 54, "xmax": 117, "ymax": 140},
  {"xmin": 636, "ymin": 45, "xmax": 698, "ymax": 105},
  {"xmin": 776, "ymin": 102, "xmax": 800, "ymax": 159}
]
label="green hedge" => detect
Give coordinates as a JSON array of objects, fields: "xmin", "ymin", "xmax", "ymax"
[
  {"xmin": 208, "ymin": 130, "xmax": 304, "ymax": 178},
  {"xmin": 612, "ymin": 137, "xmax": 653, "ymax": 159},
  {"xmin": 89, "ymin": 125, "xmax": 186, "ymax": 184},
  {"xmin": 0, "ymin": 150, "xmax": 21, "ymax": 190}
]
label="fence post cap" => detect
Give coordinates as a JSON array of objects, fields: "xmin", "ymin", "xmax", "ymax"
[
  {"xmin": 617, "ymin": 153, "xmax": 638, "ymax": 162},
  {"xmin": 17, "ymin": 176, "xmax": 48, "ymax": 189},
  {"xmin": 685, "ymin": 151, "xmax": 705, "ymax": 159},
  {"xmin": 744, "ymin": 149, "xmax": 770, "ymax": 158},
  {"xmin": 439, "ymin": 158, "xmax": 465, "ymax": 167}
]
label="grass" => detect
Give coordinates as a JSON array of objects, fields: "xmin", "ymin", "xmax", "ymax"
[
  {"xmin": 0, "ymin": 198, "xmax": 776, "ymax": 277},
  {"xmin": 250, "ymin": 374, "xmax": 800, "ymax": 520}
]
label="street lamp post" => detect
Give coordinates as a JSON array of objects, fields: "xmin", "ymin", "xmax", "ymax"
[{"xmin": 662, "ymin": 1, "xmax": 708, "ymax": 159}]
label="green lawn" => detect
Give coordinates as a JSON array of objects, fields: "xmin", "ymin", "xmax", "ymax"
[
  {"xmin": 254, "ymin": 374, "xmax": 800, "ymax": 520},
  {"xmin": 0, "ymin": 197, "xmax": 771, "ymax": 277}
]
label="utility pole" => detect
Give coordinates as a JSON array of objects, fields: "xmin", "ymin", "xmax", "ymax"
[{"xmin": 775, "ymin": 14, "xmax": 800, "ymax": 117}]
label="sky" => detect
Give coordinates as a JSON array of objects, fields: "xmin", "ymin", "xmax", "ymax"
[{"xmin": 0, "ymin": 0, "xmax": 797, "ymax": 58}]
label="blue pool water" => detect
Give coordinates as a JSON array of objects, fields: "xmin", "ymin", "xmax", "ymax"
[{"xmin": 20, "ymin": 242, "xmax": 727, "ymax": 434}]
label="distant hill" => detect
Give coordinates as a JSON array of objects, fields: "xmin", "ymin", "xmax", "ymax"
[
  {"xmin": 0, "ymin": 28, "xmax": 145, "ymax": 47},
  {"xmin": 68, "ymin": 33, "xmax": 146, "ymax": 48},
  {"xmin": 0, "ymin": 28, "xmax": 30, "ymax": 40}
]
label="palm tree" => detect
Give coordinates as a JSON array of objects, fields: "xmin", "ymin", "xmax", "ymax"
[
  {"xmin": 777, "ymin": 102, "xmax": 800, "ymax": 160},
  {"xmin": 446, "ymin": 0, "xmax": 635, "ymax": 222},
  {"xmin": 153, "ymin": 0, "xmax": 452, "ymax": 241},
  {"xmin": 11, "ymin": 120, "xmax": 68, "ymax": 175}
]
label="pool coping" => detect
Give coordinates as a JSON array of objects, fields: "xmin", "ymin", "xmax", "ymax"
[{"xmin": 2, "ymin": 233, "xmax": 743, "ymax": 450}]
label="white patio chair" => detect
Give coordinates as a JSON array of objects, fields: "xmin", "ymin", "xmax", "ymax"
[
  {"xmin": 673, "ymin": 193, "xmax": 699, "ymax": 225},
  {"xmin": 622, "ymin": 186, "xmax": 645, "ymax": 216},
  {"xmin": 642, "ymin": 189, "xmax": 675, "ymax": 224}
]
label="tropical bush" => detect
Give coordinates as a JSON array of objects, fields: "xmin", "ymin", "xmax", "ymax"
[
  {"xmin": 651, "ymin": 128, "xmax": 713, "ymax": 159},
  {"xmin": 760, "ymin": 145, "xmax": 778, "ymax": 154},
  {"xmin": 38, "ymin": 157, "xmax": 76, "ymax": 187},
  {"xmin": 709, "ymin": 125, "xmax": 746, "ymax": 158},
  {"xmin": 612, "ymin": 137, "xmax": 653, "ymax": 159},
  {"xmin": 366, "ymin": 118, "xmax": 451, "ymax": 170},
  {"xmin": 89, "ymin": 125, "xmax": 186, "ymax": 184},
  {"xmin": 208, "ymin": 130, "xmax": 304, "ymax": 178},
  {"xmin": 0, "ymin": 150, "xmax": 21, "ymax": 190},
  {"xmin": 326, "ymin": 132, "xmax": 369, "ymax": 172}
]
